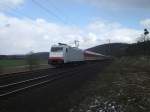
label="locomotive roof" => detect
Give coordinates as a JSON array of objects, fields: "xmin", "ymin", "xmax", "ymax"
[
  {"xmin": 51, "ymin": 44, "xmax": 82, "ymax": 50},
  {"xmin": 84, "ymin": 50, "xmax": 106, "ymax": 56}
]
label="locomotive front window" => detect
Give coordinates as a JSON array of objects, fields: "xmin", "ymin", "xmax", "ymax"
[{"xmin": 51, "ymin": 47, "xmax": 63, "ymax": 52}]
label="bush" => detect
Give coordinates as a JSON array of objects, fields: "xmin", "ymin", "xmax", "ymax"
[{"xmin": 126, "ymin": 41, "xmax": 150, "ymax": 56}]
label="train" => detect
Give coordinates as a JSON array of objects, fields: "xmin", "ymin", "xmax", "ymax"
[{"xmin": 48, "ymin": 43, "xmax": 110, "ymax": 66}]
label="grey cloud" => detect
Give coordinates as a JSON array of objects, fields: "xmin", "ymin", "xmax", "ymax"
[
  {"xmin": 0, "ymin": 13, "xmax": 141, "ymax": 54},
  {"xmin": 79, "ymin": 0, "xmax": 150, "ymax": 9},
  {"xmin": 0, "ymin": 0, "xmax": 24, "ymax": 11},
  {"xmin": 140, "ymin": 19, "xmax": 150, "ymax": 28}
]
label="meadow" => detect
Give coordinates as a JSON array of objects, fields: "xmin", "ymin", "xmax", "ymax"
[
  {"xmin": 0, "ymin": 59, "xmax": 48, "ymax": 74},
  {"xmin": 0, "ymin": 59, "xmax": 27, "ymax": 67}
]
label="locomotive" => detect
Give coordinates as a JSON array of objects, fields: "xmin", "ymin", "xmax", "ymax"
[{"xmin": 48, "ymin": 43, "xmax": 109, "ymax": 66}]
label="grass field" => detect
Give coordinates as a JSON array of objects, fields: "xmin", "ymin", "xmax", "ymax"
[
  {"xmin": 0, "ymin": 59, "xmax": 27, "ymax": 67},
  {"xmin": 0, "ymin": 59, "xmax": 48, "ymax": 74},
  {"xmin": 0, "ymin": 59, "xmax": 48, "ymax": 67}
]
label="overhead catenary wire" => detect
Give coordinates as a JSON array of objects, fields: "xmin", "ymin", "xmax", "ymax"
[
  {"xmin": 32, "ymin": 0, "xmax": 67, "ymax": 24},
  {"xmin": 1, "ymin": 0, "xmax": 77, "ymax": 46},
  {"xmin": 1, "ymin": 0, "xmax": 71, "ymax": 25},
  {"xmin": 45, "ymin": 0, "xmax": 69, "ymax": 23},
  {"xmin": 0, "ymin": 3, "xmax": 33, "ymax": 20}
]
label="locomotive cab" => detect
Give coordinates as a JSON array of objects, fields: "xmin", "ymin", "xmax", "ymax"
[{"xmin": 48, "ymin": 45, "xmax": 64, "ymax": 65}]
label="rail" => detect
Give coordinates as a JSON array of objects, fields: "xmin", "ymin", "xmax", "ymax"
[{"xmin": 0, "ymin": 66, "xmax": 84, "ymax": 97}]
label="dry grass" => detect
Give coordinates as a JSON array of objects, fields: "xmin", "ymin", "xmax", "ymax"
[{"xmin": 70, "ymin": 56, "xmax": 150, "ymax": 112}]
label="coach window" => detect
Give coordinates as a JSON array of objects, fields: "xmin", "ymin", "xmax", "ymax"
[{"xmin": 66, "ymin": 48, "xmax": 68, "ymax": 53}]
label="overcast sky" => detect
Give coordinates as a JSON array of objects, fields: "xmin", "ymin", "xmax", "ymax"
[{"xmin": 0, "ymin": 0, "xmax": 150, "ymax": 54}]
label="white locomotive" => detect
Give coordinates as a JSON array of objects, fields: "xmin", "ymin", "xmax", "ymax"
[{"xmin": 48, "ymin": 43, "xmax": 109, "ymax": 66}]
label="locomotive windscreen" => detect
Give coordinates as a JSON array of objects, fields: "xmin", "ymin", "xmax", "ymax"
[{"xmin": 51, "ymin": 47, "xmax": 63, "ymax": 52}]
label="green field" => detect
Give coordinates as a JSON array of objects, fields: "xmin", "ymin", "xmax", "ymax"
[
  {"xmin": 0, "ymin": 59, "xmax": 27, "ymax": 67},
  {"xmin": 0, "ymin": 59, "xmax": 47, "ymax": 68}
]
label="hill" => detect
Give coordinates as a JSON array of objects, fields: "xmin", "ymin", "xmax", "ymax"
[
  {"xmin": 87, "ymin": 43, "xmax": 129, "ymax": 56},
  {"xmin": 0, "ymin": 43, "xmax": 130, "ymax": 59},
  {"xmin": 32, "ymin": 52, "xmax": 49, "ymax": 59},
  {"xmin": 126, "ymin": 41, "xmax": 150, "ymax": 56},
  {"xmin": 0, "ymin": 52, "xmax": 49, "ymax": 60}
]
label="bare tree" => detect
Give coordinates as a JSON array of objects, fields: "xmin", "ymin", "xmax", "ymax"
[
  {"xmin": 0, "ymin": 65, "xmax": 3, "ymax": 74},
  {"xmin": 137, "ymin": 29, "xmax": 150, "ymax": 43},
  {"xmin": 25, "ymin": 51, "xmax": 39, "ymax": 71}
]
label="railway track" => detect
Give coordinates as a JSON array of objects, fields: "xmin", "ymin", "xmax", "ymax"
[
  {"xmin": 0, "ymin": 68, "xmax": 54, "ymax": 80},
  {"xmin": 0, "ymin": 68, "xmax": 57, "ymax": 85},
  {"xmin": 0, "ymin": 65, "xmax": 85, "ymax": 98}
]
